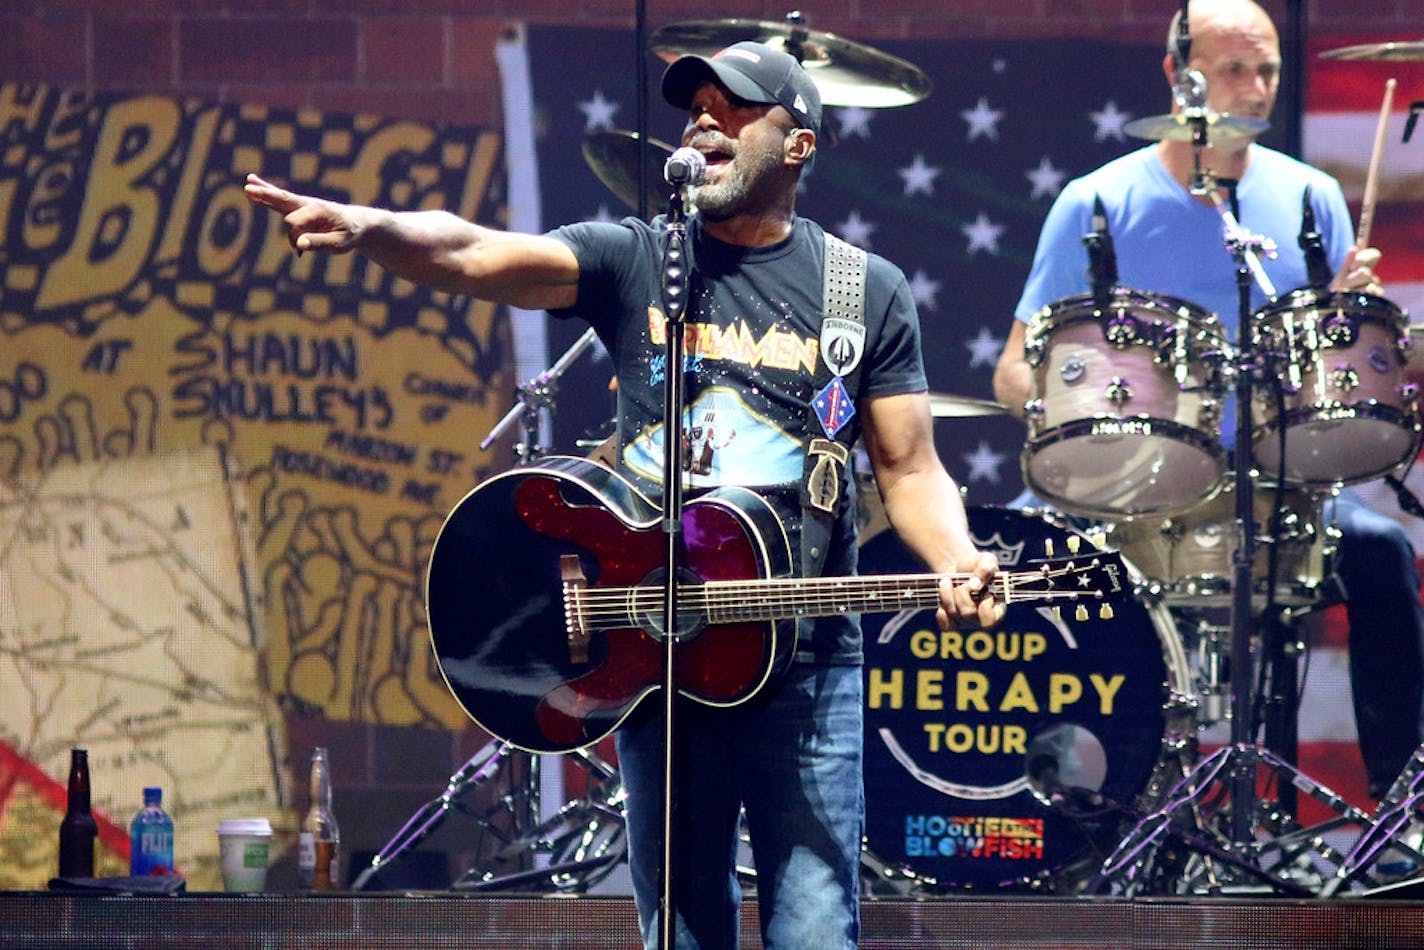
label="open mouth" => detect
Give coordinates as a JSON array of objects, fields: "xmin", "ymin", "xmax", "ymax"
[{"xmin": 702, "ymin": 150, "xmax": 733, "ymax": 176}]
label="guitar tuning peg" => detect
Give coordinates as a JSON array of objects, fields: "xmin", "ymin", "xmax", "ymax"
[
  {"xmin": 1086, "ymin": 528, "xmax": 1109, "ymax": 550},
  {"xmin": 1099, "ymin": 603, "xmax": 1114, "ymax": 621},
  {"xmin": 1075, "ymin": 604, "xmax": 1089, "ymax": 622},
  {"xmin": 1067, "ymin": 536, "xmax": 1081, "ymax": 554},
  {"xmin": 1044, "ymin": 538, "xmax": 1055, "ymax": 557},
  {"xmin": 1052, "ymin": 606, "xmax": 1063, "ymax": 622}
]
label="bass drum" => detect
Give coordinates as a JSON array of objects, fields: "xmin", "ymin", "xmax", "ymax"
[{"xmin": 859, "ymin": 506, "xmax": 1193, "ymax": 892}]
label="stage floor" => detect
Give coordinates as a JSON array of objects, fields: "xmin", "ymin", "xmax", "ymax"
[{"xmin": 5, "ymin": 891, "xmax": 1424, "ymax": 948}]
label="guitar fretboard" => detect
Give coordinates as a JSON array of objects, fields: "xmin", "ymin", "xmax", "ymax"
[{"xmin": 566, "ymin": 563, "xmax": 1111, "ymax": 633}]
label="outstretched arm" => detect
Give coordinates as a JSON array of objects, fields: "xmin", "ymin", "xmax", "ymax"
[{"xmin": 244, "ymin": 174, "xmax": 581, "ymax": 311}]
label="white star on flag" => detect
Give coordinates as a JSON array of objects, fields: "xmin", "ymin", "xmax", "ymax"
[
  {"xmin": 961, "ymin": 212, "xmax": 1006, "ymax": 256},
  {"xmin": 836, "ymin": 210, "xmax": 876, "ymax": 249},
  {"xmin": 897, "ymin": 154, "xmax": 941, "ymax": 196},
  {"xmin": 578, "ymin": 90, "xmax": 620, "ymax": 132},
  {"xmin": 835, "ymin": 107, "xmax": 872, "ymax": 139},
  {"xmin": 908, "ymin": 269, "xmax": 941, "ymax": 310},
  {"xmin": 963, "ymin": 441, "xmax": 1007, "ymax": 484},
  {"xmin": 961, "ymin": 97, "xmax": 1004, "ymax": 141},
  {"xmin": 1025, "ymin": 156, "xmax": 1066, "ymax": 200},
  {"xmin": 965, "ymin": 326, "xmax": 1003, "ymax": 368},
  {"xmin": 1089, "ymin": 101, "xmax": 1132, "ymax": 142}
]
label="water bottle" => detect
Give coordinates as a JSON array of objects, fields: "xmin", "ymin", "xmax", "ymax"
[
  {"xmin": 58, "ymin": 748, "xmax": 98, "ymax": 878},
  {"xmin": 298, "ymin": 747, "xmax": 341, "ymax": 890},
  {"xmin": 129, "ymin": 787, "xmax": 175, "ymax": 876}
]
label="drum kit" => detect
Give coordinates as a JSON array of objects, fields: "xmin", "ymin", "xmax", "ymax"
[{"xmin": 357, "ymin": 20, "xmax": 1424, "ymax": 900}]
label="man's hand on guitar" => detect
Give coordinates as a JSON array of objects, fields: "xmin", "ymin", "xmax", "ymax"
[{"xmin": 937, "ymin": 551, "xmax": 1005, "ymax": 632}]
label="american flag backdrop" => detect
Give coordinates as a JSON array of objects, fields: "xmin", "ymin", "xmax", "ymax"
[{"xmin": 501, "ymin": 22, "xmax": 1424, "ymax": 869}]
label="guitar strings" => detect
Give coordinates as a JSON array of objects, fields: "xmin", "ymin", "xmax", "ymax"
[{"xmin": 564, "ymin": 567, "xmax": 1103, "ymax": 630}]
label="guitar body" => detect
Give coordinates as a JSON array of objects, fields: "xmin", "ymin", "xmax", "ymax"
[{"xmin": 426, "ymin": 457, "xmax": 794, "ymax": 753}]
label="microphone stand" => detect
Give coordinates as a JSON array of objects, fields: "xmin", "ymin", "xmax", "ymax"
[{"xmin": 655, "ymin": 183, "xmax": 692, "ymax": 950}]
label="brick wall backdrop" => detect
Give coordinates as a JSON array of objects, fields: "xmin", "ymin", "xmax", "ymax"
[
  {"xmin": 5, "ymin": 0, "xmax": 1421, "ymax": 890},
  {"xmin": 0, "ymin": 1, "xmax": 1416, "ymax": 130}
]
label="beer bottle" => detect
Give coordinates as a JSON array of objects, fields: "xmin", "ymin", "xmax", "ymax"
[
  {"xmin": 298, "ymin": 747, "xmax": 341, "ymax": 890},
  {"xmin": 58, "ymin": 748, "xmax": 98, "ymax": 878}
]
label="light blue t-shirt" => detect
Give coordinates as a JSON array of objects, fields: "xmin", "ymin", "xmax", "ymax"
[
  {"xmin": 1016, "ymin": 144, "xmax": 1355, "ymax": 334},
  {"xmin": 1015, "ymin": 144, "xmax": 1356, "ymax": 447}
]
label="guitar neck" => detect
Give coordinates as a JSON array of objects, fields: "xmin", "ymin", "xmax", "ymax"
[{"xmin": 572, "ymin": 567, "xmax": 1109, "ymax": 632}]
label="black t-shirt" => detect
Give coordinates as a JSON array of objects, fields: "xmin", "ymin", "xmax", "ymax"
[{"xmin": 548, "ymin": 214, "xmax": 926, "ymax": 661}]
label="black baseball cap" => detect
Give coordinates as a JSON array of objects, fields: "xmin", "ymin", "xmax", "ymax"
[{"xmin": 661, "ymin": 41, "xmax": 822, "ymax": 135}]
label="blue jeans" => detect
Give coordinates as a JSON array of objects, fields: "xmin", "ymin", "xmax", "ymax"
[
  {"xmin": 615, "ymin": 661, "xmax": 863, "ymax": 950},
  {"xmin": 1330, "ymin": 489, "xmax": 1424, "ymax": 794}
]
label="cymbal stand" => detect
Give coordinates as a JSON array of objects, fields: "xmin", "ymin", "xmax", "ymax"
[
  {"xmin": 481, "ymin": 325, "xmax": 600, "ymax": 462},
  {"xmin": 350, "ymin": 741, "xmax": 628, "ymax": 893},
  {"xmin": 349, "ymin": 738, "xmax": 520, "ymax": 890},
  {"xmin": 352, "ymin": 329, "xmax": 607, "ymax": 891}
]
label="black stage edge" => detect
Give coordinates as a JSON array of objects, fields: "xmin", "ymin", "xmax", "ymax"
[{"xmin": 5, "ymin": 892, "xmax": 1424, "ymax": 948}]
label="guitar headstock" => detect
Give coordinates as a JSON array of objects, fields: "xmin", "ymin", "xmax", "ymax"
[{"xmin": 1000, "ymin": 549, "xmax": 1130, "ymax": 621}]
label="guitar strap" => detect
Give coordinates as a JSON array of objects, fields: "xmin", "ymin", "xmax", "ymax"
[{"xmin": 799, "ymin": 231, "xmax": 868, "ymax": 580}]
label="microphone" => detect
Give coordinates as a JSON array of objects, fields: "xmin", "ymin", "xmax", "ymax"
[
  {"xmin": 1171, "ymin": 0, "xmax": 1207, "ymax": 115},
  {"xmin": 663, "ymin": 147, "xmax": 707, "ymax": 188},
  {"xmin": 1084, "ymin": 194, "xmax": 1118, "ymax": 308},
  {"xmin": 1174, "ymin": 0, "xmax": 1192, "ymax": 70},
  {"xmin": 1298, "ymin": 186, "xmax": 1333, "ymax": 289}
]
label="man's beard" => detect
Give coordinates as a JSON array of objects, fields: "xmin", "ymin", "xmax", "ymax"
[{"xmin": 693, "ymin": 140, "xmax": 785, "ymax": 221}]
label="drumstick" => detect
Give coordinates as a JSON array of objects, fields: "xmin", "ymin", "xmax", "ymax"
[{"xmin": 1357, "ymin": 77, "xmax": 1397, "ymax": 249}]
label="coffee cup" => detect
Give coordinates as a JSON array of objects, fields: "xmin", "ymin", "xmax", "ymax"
[{"xmin": 217, "ymin": 818, "xmax": 272, "ymax": 892}]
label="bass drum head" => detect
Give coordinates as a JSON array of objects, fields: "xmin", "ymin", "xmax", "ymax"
[{"xmin": 860, "ymin": 505, "xmax": 1190, "ymax": 891}]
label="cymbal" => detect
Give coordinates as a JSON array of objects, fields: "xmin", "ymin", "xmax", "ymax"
[
  {"xmin": 1124, "ymin": 110, "xmax": 1269, "ymax": 142},
  {"xmin": 650, "ymin": 18, "xmax": 931, "ymax": 108},
  {"xmin": 928, "ymin": 393, "xmax": 1012, "ymax": 418},
  {"xmin": 581, "ymin": 130, "xmax": 677, "ymax": 214},
  {"xmin": 1321, "ymin": 40, "xmax": 1424, "ymax": 62}
]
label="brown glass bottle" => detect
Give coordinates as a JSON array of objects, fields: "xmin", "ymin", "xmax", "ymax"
[
  {"xmin": 58, "ymin": 749, "xmax": 98, "ymax": 878},
  {"xmin": 298, "ymin": 747, "xmax": 340, "ymax": 890}
]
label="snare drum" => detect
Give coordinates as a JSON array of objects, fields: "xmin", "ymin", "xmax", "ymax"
[
  {"xmin": 1110, "ymin": 478, "xmax": 1335, "ymax": 607},
  {"xmin": 1251, "ymin": 289, "xmax": 1420, "ymax": 485},
  {"xmin": 1022, "ymin": 290, "xmax": 1229, "ymax": 519},
  {"xmin": 860, "ymin": 506, "xmax": 1192, "ymax": 891}
]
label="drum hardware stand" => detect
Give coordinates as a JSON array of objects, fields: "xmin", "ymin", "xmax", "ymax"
[
  {"xmin": 1320, "ymin": 744, "xmax": 1424, "ymax": 896},
  {"xmin": 350, "ymin": 741, "xmax": 628, "ymax": 893},
  {"xmin": 453, "ymin": 747, "xmax": 628, "ymax": 893},
  {"xmin": 1088, "ymin": 170, "xmax": 1311, "ymax": 891},
  {"xmin": 352, "ymin": 329, "xmax": 611, "ymax": 892}
]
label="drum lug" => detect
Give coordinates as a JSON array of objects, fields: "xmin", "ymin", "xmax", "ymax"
[
  {"xmin": 1323, "ymin": 310, "xmax": 1356, "ymax": 346},
  {"xmin": 1105, "ymin": 377, "xmax": 1133, "ymax": 407},
  {"xmin": 1104, "ymin": 312, "xmax": 1141, "ymax": 347},
  {"xmin": 1025, "ymin": 398, "xmax": 1045, "ymax": 422},
  {"xmin": 1326, "ymin": 363, "xmax": 1360, "ymax": 394},
  {"xmin": 1197, "ymin": 396, "xmax": 1221, "ymax": 429},
  {"xmin": 1025, "ymin": 335, "xmax": 1045, "ymax": 369}
]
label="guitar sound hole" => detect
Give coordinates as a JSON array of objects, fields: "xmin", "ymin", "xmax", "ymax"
[{"xmin": 636, "ymin": 566, "xmax": 707, "ymax": 640}]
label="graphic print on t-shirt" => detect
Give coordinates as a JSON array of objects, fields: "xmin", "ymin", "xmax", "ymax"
[{"xmin": 623, "ymin": 386, "xmax": 805, "ymax": 488}]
